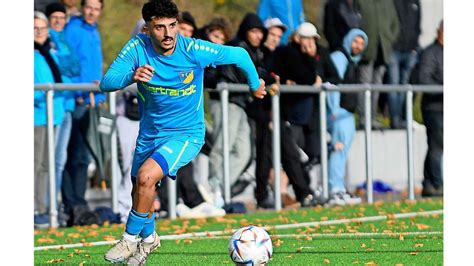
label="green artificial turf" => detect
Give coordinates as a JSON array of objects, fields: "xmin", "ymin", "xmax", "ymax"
[{"xmin": 34, "ymin": 198, "xmax": 443, "ymax": 265}]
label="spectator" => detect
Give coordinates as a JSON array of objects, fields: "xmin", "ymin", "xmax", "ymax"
[
  {"xmin": 387, "ymin": 0, "xmax": 421, "ymax": 129},
  {"xmin": 419, "ymin": 20, "xmax": 443, "ymax": 197},
  {"xmin": 323, "ymin": 0, "xmax": 362, "ymax": 52},
  {"xmin": 34, "ymin": 11, "xmax": 66, "ymax": 228},
  {"xmin": 257, "ymin": 0, "xmax": 305, "ymax": 44},
  {"xmin": 208, "ymin": 13, "xmax": 270, "ymax": 203},
  {"xmin": 45, "ymin": 2, "xmax": 81, "ymax": 225},
  {"xmin": 263, "ymin": 22, "xmax": 326, "ymax": 208},
  {"xmin": 60, "ymin": 0, "xmax": 81, "ymax": 19},
  {"xmin": 355, "ymin": 0, "xmax": 399, "ymax": 129},
  {"xmin": 261, "ymin": 17, "xmax": 286, "ymax": 69},
  {"xmin": 325, "ymin": 28, "xmax": 368, "ymax": 205},
  {"xmin": 62, "ymin": 0, "xmax": 105, "ymax": 225},
  {"xmin": 178, "ymin": 11, "xmax": 197, "ymax": 38}
]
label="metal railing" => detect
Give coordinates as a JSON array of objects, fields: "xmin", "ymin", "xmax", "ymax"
[{"xmin": 34, "ymin": 82, "xmax": 443, "ymax": 226}]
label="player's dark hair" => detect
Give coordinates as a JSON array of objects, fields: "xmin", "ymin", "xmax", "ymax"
[
  {"xmin": 81, "ymin": 0, "xmax": 104, "ymax": 8},
  {"xmin": 142, "ymin": 0, "xmax": 179, "ymax": 23}
]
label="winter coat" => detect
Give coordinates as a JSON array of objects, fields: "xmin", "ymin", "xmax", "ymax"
[
  {"xmin": 273, "ymin": 41, "xmax": 330, "ymax": 125},
  {"xmin": 324, "ymin": 0, "xmax": 362, "ymax": 52},
  {"xmin": 326, "ymin": 29, "xmax": 368, "ymax": 115},
  {"xmin": 393, "ymin": 0, "xmax": 421, "ymax": 52},
  {"xmin": 419, "ymin": 41, "xmax": 443, "ymax": 112},
  {"xmin": 355, "ymin": 0, "xmax": 399, "ymax": 63},
  {"xmin": 64, "ymin": 16, "xmax": 105, "ymax": 104}
]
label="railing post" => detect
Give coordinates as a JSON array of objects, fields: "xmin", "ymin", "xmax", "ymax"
[
  {"xmin": 109, "ymin": 92, "xmax": 119, "ymax": 213},
  {"xmin": 406, "ymin": 88, "xmax": 415, "ymax": 200},
  {"xmin": 46, "ymin": 89, "xmax": 58, "ymax": 228},
  {"xmin": 168, "ymin": 178, "xmax": 177, "ymax": 219},
  {"xmin": 319, "ymin": 88, "xmax": 328, "ymax": 200},
  {"xmin": 272, "ymin": 92, "xmax": 282, "ymax": 211},
  {"xmin": 220, "ymin": 87, "xmax": 231, "ymax": 204},
  {"xmin": 364, "ymin": 87, "xmax": 374, "ymax": 203}
]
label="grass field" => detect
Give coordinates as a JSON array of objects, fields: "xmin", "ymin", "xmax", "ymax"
[{"xmin": 34, "ymin": 198, "xmax": 443, "ymax": 265}]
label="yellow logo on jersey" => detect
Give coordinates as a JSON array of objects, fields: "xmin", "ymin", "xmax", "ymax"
[{"xmin": 180, "ymin": 70, "xmax": 194, "ymax": 84}]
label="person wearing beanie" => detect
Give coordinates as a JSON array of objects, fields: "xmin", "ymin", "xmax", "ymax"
[{"xmin": 45, "ymin": 2, "xmax": 82, "ymax": 227}]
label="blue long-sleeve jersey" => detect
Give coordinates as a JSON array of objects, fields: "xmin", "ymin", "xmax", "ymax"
[{"xmin": 100, "ymin": 33, "xmax": 260, "ymax": 141}]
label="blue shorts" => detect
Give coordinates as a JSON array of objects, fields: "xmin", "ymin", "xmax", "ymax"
[{"xmin": 131, "ymin": 134, "xmax": 204, "ymax": 184}]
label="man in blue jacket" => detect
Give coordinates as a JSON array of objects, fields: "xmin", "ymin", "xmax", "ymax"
[
  {"xmin": 100, "ymin": 1, "xmax": 266, "ymax": 264},
  {"xmin": 257, "ymin": 0, "xmax": 305, "ymax": 44},
  {"xmin": 62, "ymin": 0, "xmax": 104, "ymax": 225}
]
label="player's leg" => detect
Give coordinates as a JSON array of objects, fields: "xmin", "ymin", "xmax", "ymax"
[
  {"xmin": 105, "ymin": 158, "xmax": 164, "ymax": 263},
  {"xmin": 128, "ymin": 137, "xmax": 204, "ymax": 264}
]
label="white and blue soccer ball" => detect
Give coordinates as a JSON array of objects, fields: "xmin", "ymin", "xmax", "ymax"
[{"xmin": 228, "ymin": 226, "xmax": 273, "ymax": 265}]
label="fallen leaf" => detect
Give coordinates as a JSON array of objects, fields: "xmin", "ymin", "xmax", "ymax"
[
  {"xmin": 399, "ymin": 235, "xmax": 404, "ymax": 241},
  {"xmin": 414, "ymin": 243, "xmax": 424, "ymax": 248},
  {"xmin": 361, "ymin": 243, "xmax": 367, "ymax": 248},
  {"xmin": 352, "ymin": 261, "xmax": 359, "ymax": 264},
  {"xmin": 305, "ymin": 236, "xmax": 312, "ymax": 241},
  {"xmin": 415, "ymin": 224, "xmax": 431, "ymax": 230},
  {"xmin": 323, "ymin": 258, "xmax": 330, "ymax": 264},
  {"xmin": 103, "ymin": 235, "xmax": 116, "ymax": 241},
  {"xmin": 410, "ymin": 252, "xmax": 418, "ymax": 256},
  {"xmin": 46, "ymin": 258, "xmax": 65, "ymax": 263},
  {"xmin": 183, "ymin": 239, "xmax": 193, "ymax": 244},
  {"xmin": 274, "ymin": 239, "xmax": 284, "ymax": 247},
  {"xmin": 38, "ymin": 237, "xmax": 55, "ymax": 244},
  {"xmin": 365, "ymin": 261, "xmax": 377, "ymax": 266},
  {"xmin": 68, "ymin": 233, "xmax": 81, "ymax": 239}
]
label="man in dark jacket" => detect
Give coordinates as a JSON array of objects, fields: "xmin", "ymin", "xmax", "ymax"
[
  {"xmin": 419, "ymin": 20, "xmax": 443, "ymax": 197},
  {"xmin": 256, "ymin": 22, "xmax": 326, "ymax": 208},
  {"xmin": 208, "ymin": 13, "xmax": 273, "ymax": 202},
  {"xmin": 355, "ymin": 0, "xmax": 399, "ymax": 129},
  {"xmin": 388, "ymin": 0, "xmax": 421, "ymax": 129},
  {"xmin": 324, "ymin": 0, "xmax": 362, "ymax": 52}
]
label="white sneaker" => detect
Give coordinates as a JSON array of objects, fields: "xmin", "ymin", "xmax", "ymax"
[
  {"xmin": 127, "ymin": 233, "xmax": 161, "ymax": 265},
  {"xmin": 328, "ymin": 192, "xmax": 362, "ymax": 206},
  {"xmin": 104, "ymin": 236, "xmax": 138, "ymax": 263},
  {"xmin": 179, "ymin": 202, "xmax": 226, "ymax": 219}
]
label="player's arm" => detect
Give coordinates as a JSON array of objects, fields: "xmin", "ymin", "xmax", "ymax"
[
  {"xmin": 192, "ymin": 39, "xmax": 266, "ymax": 98},
  {"xmin": 100, "ymin": 37, "xmax": 150, "ymax": 92}
]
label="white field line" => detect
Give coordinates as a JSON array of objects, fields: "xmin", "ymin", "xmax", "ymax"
[{"xmin": 34, "ymin": 209, "xmax": 443, "ymax": 251}]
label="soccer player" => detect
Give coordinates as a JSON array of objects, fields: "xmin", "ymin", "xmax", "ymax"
[{"xmin": 100, "ymin": 0, "xmax": 266, "ymax": 264}]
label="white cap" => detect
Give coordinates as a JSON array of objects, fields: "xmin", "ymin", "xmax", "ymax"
[
  {"xmin": 264, "ymin": 17, "xmax": 287, "ymax": 32},
  {"xmin": 297, "ymin": 22, "xmax": 320, "ymax": 39}
]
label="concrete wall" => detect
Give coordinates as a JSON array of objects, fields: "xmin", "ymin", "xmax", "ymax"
[{"xmin": 346, "ymin": 123, "xmax": 428, "ymax": 192}]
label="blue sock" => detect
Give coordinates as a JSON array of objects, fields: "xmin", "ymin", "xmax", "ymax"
[
  {"xmin": 125, "ymin": 209, "xmax": 149, "ymax": 236},
  {"xmin": 139, "ymin": 212, "xmax": 156, "ymax": 239}
]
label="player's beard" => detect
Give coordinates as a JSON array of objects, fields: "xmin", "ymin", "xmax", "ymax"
[{"xmin": 160, "ymin": 37, "xmax": 175, "ymax": 52}]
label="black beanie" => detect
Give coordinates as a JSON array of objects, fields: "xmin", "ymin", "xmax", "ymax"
[{"xmin": 45, "ymin": 3, "xmax": 67, "ymax": 18}]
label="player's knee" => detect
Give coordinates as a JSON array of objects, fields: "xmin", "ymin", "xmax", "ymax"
[{"xmin": 136, "ymin": 170, "xmax": 156, "ymax": 189}]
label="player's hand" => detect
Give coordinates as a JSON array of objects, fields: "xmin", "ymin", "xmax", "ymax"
[
  {"xmin": 252, "ymin": 78, "xmax": 266, "ymax": 99},
  {"xmin": 133, "ymin": 64, "xmax": 155, "ymax": 83}
]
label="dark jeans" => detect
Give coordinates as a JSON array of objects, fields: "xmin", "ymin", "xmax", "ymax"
[
  {"xmin": 256, "ymin": 120, "xmax": 311, "ymax": 203},
  {"xmin": 387, "ymin": 50, "xmax": 418, "ymax": 124},
  {"xmin": 422, "ymin": 109, "xmax": 443, "ymax": 188},
  {"xmin": 62, "ymin": 103, "xmax": 91, "ymax": 215}
]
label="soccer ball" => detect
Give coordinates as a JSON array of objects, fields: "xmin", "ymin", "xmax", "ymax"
[{"xmin": 228, "ymin": 226, "xmax": 273, "ymax": 265}]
